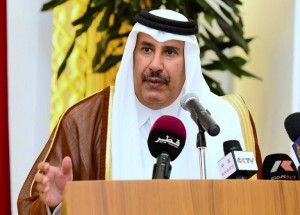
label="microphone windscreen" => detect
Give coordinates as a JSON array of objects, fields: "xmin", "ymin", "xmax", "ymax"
[
  {"xmin": 262, "ymin": 153, "xmax": 299, "ymax": 180},
  {"xmin": 223, "ymin": 140, "xmax": 242, "ymax": 155},
  {"xmin": 148, "ymin": 115, "xmax": 186, "ymax": 161},
  {"xmin": 284, "ymin": 112, "xmax": 300, "ymax": 142},
  {"xmin": 180, "ymin": 93, "xmax": 198, "ymax": 110}
]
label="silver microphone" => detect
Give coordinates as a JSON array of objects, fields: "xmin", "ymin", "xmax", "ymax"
[{"xmin": 180, "ymin": 93, "xmax": 220, "ymax": 136}]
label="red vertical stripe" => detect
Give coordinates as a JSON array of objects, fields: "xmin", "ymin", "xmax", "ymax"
[{"xmin": 0, "ymin": 0, "xmax": 11, "ymax": 214}]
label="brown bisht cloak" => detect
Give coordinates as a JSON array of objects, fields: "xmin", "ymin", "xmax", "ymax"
[
  {"xmin": 17, "ymin": 86, "xmax": 263, "ymax": 214},
  {"xmin": 17, "ymin": 86, "xmax": 112, "ymax": 214}
]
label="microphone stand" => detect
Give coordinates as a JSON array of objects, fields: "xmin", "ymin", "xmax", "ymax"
[{"xmin": 196, "ymin": 122, "xmax": 207, "ymax": 180}]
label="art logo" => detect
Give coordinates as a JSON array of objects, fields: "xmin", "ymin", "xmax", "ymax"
[
  {"xmin": 155, "ymin": 135, "xmax": 180, "ymax": 148},
  {"xmin": 270, "ymin": 160, "xmax": 294, "ymax": 172}
]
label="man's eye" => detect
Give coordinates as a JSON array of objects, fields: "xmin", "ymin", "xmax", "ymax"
[
  {"xmin": 166, "ymin": 50, "xmax": 176, "ymax": 55},
  {"xmin": 143, "ymin": 47, "xmax": 151, "ymax": 52}
]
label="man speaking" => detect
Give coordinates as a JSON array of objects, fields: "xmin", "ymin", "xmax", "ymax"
[{"xmin": 18, "ymin": 8, "xmax": 256, "ymax": 214}]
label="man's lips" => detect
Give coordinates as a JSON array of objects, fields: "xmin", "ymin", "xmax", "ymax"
[
  {"xmin": 142, "ymin": 71, "xmax": 170, "ymax": 86},
  {"xmin": 145, "ymin": 77, "xmax": 165, "ymax": 87},
  {"xmin": 144, "ymin": 77, "xmax": 168, "ymax": 87}
]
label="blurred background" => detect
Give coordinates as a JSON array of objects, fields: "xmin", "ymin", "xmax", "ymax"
[{"xmin": 4, "ymin": 0, "xmax": 300, "ymax": 214}]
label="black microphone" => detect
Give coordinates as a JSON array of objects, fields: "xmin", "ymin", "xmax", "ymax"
[
  {"xmin": 147, "ymin": 115, "xmax": 186, "ymax": 179},
  {"xmin": 262, "ymin": 153, "xmax": 299, "ymax": 180},
  {"xmin": 218, "ymin": 140, "xmax": 258, "ymax": 179},
  {"xmin": 284, "ymin": 112, "xmax": 300, "ymax": 167},
  {"xmin": 180, "ymin": 93, "xmax": 220, "ymax": 136}
]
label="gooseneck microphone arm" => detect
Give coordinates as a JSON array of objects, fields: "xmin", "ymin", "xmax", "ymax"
[{"xmin": 196, "ymin": 122, "xmax": 207, "ymax": 179}]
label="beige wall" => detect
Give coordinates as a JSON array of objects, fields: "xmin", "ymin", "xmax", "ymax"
[{"xmin": 234, "ymin": 0, "xmax": 299, "ymax": 160}]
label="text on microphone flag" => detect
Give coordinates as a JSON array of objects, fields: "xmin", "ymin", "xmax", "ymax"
[
  {"xmin": 218, "ymin": 151, "xmax": 258, "ymax": 179},
  {"xmin": 154, "ymin": 135, "xmax": 181, "ymax": 148}
]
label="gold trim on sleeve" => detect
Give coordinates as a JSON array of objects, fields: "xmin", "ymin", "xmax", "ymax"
[
  {"xmin": 105, "ymin": 86, "xmax": 114, "ymax": 180},
  {"xmin": 222, "ymin": 94, "xmax": 257, "ymax": 180}
]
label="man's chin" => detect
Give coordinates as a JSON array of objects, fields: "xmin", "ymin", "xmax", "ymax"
[{"xmin": 144, "ymin": 97, "xmax": 169, "ymax": 110}]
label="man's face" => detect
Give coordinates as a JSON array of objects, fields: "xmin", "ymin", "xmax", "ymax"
[{"xmin": 133, "ymin": 32, "xmax": 185, "ymax": 110}]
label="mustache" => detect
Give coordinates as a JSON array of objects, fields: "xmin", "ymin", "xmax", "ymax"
[{"xmin": 142, "ymin": 71, "xmax": 170, "ymax": 85}]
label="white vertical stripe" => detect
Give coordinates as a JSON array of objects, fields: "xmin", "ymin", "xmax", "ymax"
[
  {"xmin": 292, "ymin": 0, "xmax": 300, "ymax": 112},
  {"xmin": 7, "ymin": 1, "xmax": 52, "ymax": 214}
]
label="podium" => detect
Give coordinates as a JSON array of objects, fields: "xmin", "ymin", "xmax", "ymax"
[{"xmin": 61, "ymin": 180, "xmax": 300, "ymax": 214}]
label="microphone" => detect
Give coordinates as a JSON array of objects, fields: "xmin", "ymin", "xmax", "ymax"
[
  {"xmin": 147, "ymin": 115, "xmax": 186, "ymax": 179},
  {"xmin": 218, "ymin": 140, "xmax": 258, "ymax": 179},
  {"xmin": 284, "ymin": 112, "xmax": 300, "ymax": 165},
  {"xmin": 262, "ymin": 153, "xmax": 299, "ymax": 180},
  {"xmin": 180, "ymin": 93, "xmax": 220, "ymax": 136}
]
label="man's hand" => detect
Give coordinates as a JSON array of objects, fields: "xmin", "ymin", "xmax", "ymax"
[{"xmin": 34, "ymin": 156, "xmax": 73, "ymax": 208}]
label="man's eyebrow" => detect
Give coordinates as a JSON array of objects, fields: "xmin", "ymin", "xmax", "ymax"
[
  {"xmin": 164, "ymin": 45, "xmax": 182, "ymax": 52},
  {"xmin": 139, "ymin": 41, "xmax": 182, "ymax": 52},
  {"xmin": 139, "ymin": 41, "xmax": 154, "ymax": 47}
]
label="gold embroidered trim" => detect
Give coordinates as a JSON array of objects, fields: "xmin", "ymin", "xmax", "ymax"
[
  {"xmin": 29, "ymin": 90, "xmax": 103, "ymax": 197},
  {"xmin": 222, "ymin": 94, "xmax": 257, "ymax": 180},
  {"xmin": 29, "ymin": 116, "xmax": 63, "ymax": 197},
  {"xmin": 105, "ymin": 86, "xmax": 114, "ymax": 180}
]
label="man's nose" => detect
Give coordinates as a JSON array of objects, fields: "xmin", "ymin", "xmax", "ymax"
[{"xmin": 149, "ymin": 53, "xmax": 163, "ymax": 72}]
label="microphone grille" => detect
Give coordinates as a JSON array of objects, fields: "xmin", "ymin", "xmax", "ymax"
[
  {"xmin": 223, "ymin": 140, "xmax": 242, "ymax": 155},
  {"xmin": 180, "ymin": 93, "xmax": 198, "ymax": 110},
  {"xmin": 284, "ymin": 112, "xmax": 300, "ymax": 142}
]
